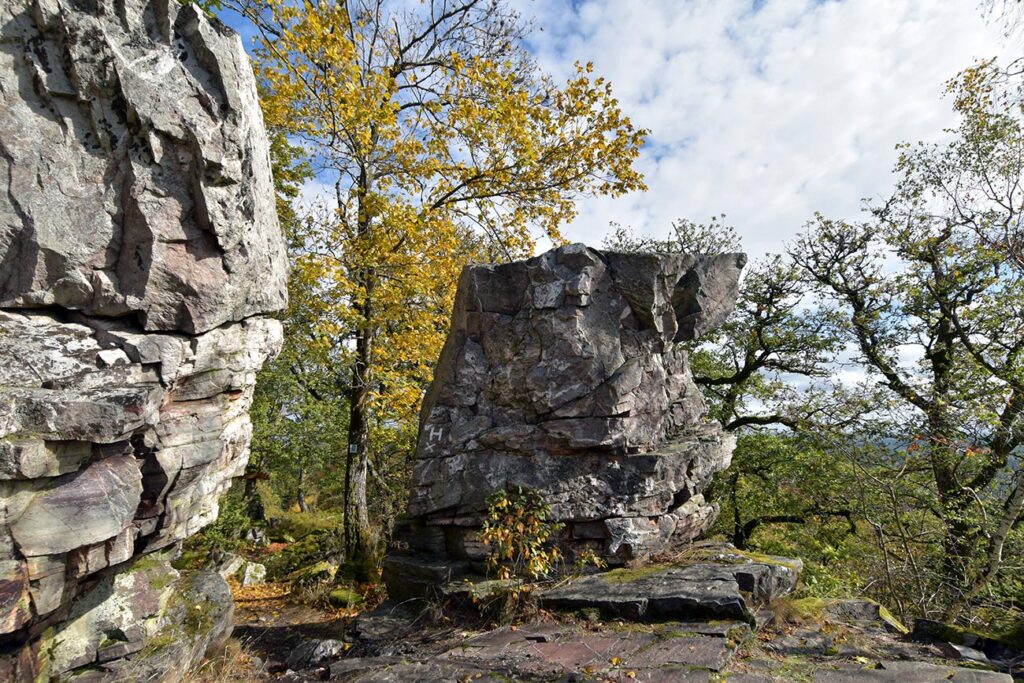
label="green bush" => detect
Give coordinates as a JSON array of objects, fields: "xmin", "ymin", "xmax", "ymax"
[
  {"xmin": 265, "ymin": 527, "xmax": 344, "ymax": 579},
  {"xmin": 268, "ymin": 510, "xmax": 344, "ymax": 542}
]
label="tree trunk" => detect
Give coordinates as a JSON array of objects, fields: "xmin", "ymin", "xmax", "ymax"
[
  {"xmin": 344, "ymin": 161, "xmax": 375, "ymax": 559},
  {"xmin": 297, "ymin": 467, "xmax": 309, "ymax": 513},
  {"xmin": 729, "ymin": 472, "xmax": 746, "ymax": 549},
  {"xmin": 927, "ymin": 316, "xmax": 977, "ymax": 606},
  {"xmin": 346, "ymin": 326, "xmax": 372, "ymax": 551},
  {"xmin": 243, "ymin": 472, "xmax": 266, "ymax": 522}
]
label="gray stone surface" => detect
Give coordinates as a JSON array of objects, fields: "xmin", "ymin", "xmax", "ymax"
[
  {"xmin": 539, "ymin": 551, "xmax": 800, "ymax": 624},
  {"xmin": 327, "ymin": 601, "xmax": 1012, "ymax": 683},
  {"xmin": 811, "ymin": 661, "xmax": 1012, "ymax": 682},
  {"xmin": 0, "ymin": 309, "xmax": 282, "ymax": 622},
  {"xmin": 286, "ymin": 639, "xmax": 350, "ymax": 670},
  {"xmin": 388, "ymin": 244, "xmax": 745, "ymax": 598},
  {"xmin": 281, "ymin": 590, "xmax": 1017, "ymax": 683},
  {"xmin": 0, "ymin": 0, "xmax": 287, "ymax": 333},
  {"xmin": 0, "ymin": 0, "xmax": 286, "ymax": 679},
  {"xmin": 240, "ymin": 561, "xmax": 266, "ymax": 587},
  {"xmin": 108, "ymin": 567, "xmax": 236, "ymax": 683},
  {"xmin": 11, "ymin": 455, "xmax": 142, "ymax": 556}
]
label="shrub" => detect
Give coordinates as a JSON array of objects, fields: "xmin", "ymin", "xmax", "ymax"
[
  {"xmin": 478, "ymin": 487, "xmax": 563, "ymax": 581},
  {"xmin": 265, "ymin": 527, "xmax": 343, "ymax": 579}
]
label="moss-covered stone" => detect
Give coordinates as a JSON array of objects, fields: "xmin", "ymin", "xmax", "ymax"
[
  {"xmin": 602, "ymin": 564, "xmax": 669, "ymax": 584},
  {"xmin": 774, "ymin": 596, "xmax": 827, "ymax": 623},
  {"xmin": 875, "ymin": 603, "xmax": 908, "ymax": 635},
  {"xmin": 137, "ymin": 632, "xmax": 176, "ymax": 657},
  {"xmin": 727, "ymin": 549, "xmax": 803, "ymax": 573},
  {"xmin": 328, "ymin": 587, "xmax": 364, "ymax": 609},
  {"xmin": 269, "ymin": 511, "xmax": 344, "ymax": 542},
  {"xmin": 284, "ymin": 560, "xmax": 338, "ymax": 585},
  {"xmin": 266, "ymin": 528, "xmax": 343, "ymax": 579},
  {"xmin": 915, "ymin": 617, "xmax": 1023, "ymax": 655},
  {"xmin": 122, "ymin": 569, "xmax": 234, "ymax": 680},
  {"xmin": 1000, "ymin": 621, "xmax": 1024, "ymax": 650}
]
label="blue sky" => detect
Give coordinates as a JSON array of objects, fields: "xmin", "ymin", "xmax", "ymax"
[{"xmin": 218, "ymin": 0, "xmax": 1013, "ymax": 258}]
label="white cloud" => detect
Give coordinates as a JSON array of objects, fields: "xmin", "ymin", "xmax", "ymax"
[{"xmin": 513, "ymin": 0, "xmax": 1013, "ymax": 257}]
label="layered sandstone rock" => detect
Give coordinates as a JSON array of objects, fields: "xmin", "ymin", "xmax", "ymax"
[
  {"xmin": 386, "ymin": 244, "xmax": 745, "ymax": 599},
  {"xmin": 0, "ymin": 0, "xmax": 286, "ymax": 679}
]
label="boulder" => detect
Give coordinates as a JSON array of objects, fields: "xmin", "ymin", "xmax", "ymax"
[
  {"xmin": 94, "ymin": 565, "xmax": 235, "ymax": 683},
  {"xmin": 539, "ymin": 548, "xmax": 801, "ymax": 625},
  {"xmin": 386, "ymin": 244, "xmax": 745, "ymax": 598},
  {"xmin": 0, "ymin": 0, "xmax": 286, "ymax": 678},
  {"xmin": 286, "ymin": 639, "xmax": 349, "ymax": 670},
  {"xmin": 912, "ymin": 619, "xmax": 1024, "ymax": 672},
  {"xmin": 239, "ymin": 561, "xmax": 267, "ymax": 587}
]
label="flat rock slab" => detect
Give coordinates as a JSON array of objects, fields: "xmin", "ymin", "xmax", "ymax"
[
  {"xmin": 332, "ymin": 610, "xmax": 1014, "ymax": 683},
  {"xmin": 812, "ymin": 660, "xmax": 1012, "ymax": 682},
  {"xmin": 540, "ymin": 559, "xmax": 799, "ymax": 624},
  {"xmin": 352, "ymin": 603, "xmax": 421, "ymax": 646},
  {"xmin": 447, "ymin": 627, "xmax": 652, "ymax": 674},
  {"xmin": 628, "ymin": 669, "xmax": 723, "ymax": 682},
  {"xmin": 333, "ymin": 659, "xmax": 502, "ymax": 682},
  {"xmin": 764, "ymin": 627, "xmax": 836, "ymax": 656},
  {"xmin": 628, "ymin": 635, "xmax": 734, "ymax": 671},
  {"xmin": 439, "ymin": 622, "xmax": 742, "ymax": 679}
]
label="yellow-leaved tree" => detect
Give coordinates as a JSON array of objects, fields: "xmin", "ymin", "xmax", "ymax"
[{"xmin": 226, "ymin": 0, "xmax": 648, "ymax": 565}]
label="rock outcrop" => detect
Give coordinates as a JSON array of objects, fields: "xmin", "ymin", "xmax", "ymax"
[
  {"xmin": 0, "ymin": 0, "xmax": 287, "ymax": 333},
  {"xmin": 311, "ymin": 593, "xmax": 1016, "ymax": 682},
  {"xmin": 0, "ymin": 0, "xmax": 286, "ymax": 679},
  {"xmin": 386, "ymin": 244, "xmax": 745, "ymax": 599}
]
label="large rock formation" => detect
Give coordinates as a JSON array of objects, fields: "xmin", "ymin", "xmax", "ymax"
[
  {"xmin": 0, "ymin": 0, "xmax": 287, "ymax": 333},
  {"xmin": 386, "ymin": 244, "xmax": 745, "ymax": 600},
  {"xmin": 0, "ymin": 0, "xmax": 286, "ymax": 679}
]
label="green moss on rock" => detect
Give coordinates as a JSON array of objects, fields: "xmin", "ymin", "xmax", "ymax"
[
  {"xmin": 875, "ymin": 603, "xmax": 908, "ymax": 634},
  {"xmin": 328, "ymin": 587, "xmax": 364, "ymax": 609},
  {"xmin": 728, "ymin": 549, "xmax": 803, "ymax": 572},
  {"xmin": 602, "ymin": 565, "xmax": 669, "ymax": 584},
  {"xmin": 789, "ymin": 597, "xmax": 827, "ymax": 619}
]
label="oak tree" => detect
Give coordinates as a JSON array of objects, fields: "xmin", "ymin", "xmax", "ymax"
[
  {"xmin": 793, "ymin": 58, "xmax": 1024, "ymax": 616},
  {"xmin": 227, "ymin": 0, "xmax": 648, "ymax": 559}
]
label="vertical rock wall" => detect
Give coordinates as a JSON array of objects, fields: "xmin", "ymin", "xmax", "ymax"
[
  {"xmin": 386, "ymin": 244, "xmax": 745, "ymax": 600},
  {"xmin": 0, "ymin": 0, "xmax": 287, "ymax": 679}
]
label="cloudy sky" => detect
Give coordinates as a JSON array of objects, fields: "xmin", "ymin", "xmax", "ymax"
[
  {"xmin": 220, "ymin": 1, "xmax": 1014, "ymax": 259},
  {"xmin": 509, "ymin": 0, "xmax": 1016, "ymax": 257}
]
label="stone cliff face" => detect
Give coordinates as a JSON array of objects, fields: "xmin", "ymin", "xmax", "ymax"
[
  {"xmin": 0, "ymin": 0, "xmax": 286, "ymax": 680},
  {"xmin": 386, "ymin": 244, "xmax": 745, "ymax": 600},
  {"xmin": 0, "ymin": 0, "xmax": 287, "ymax": 333}
]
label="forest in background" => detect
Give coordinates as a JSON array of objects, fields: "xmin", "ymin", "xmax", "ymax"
[{"xmin": 188, "ymin": 0, "xmax": 1024, "ymax": 637}]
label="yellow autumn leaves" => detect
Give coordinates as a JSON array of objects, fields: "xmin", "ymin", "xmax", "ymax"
[
  {"xmin": 480, "ymin": 487, "xmax": 564, "ymax": 582},
  {"xmin": 235, "ymin": 0, "xmax": 647, "ymax": 527}
]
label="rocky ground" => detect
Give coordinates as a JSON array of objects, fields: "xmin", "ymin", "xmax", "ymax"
[{"xmin": 201, "ymin": 545, "xmax": 1022, "ymax": 682}]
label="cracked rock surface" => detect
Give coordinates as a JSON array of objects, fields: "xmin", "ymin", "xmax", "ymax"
[
  {"xmin": 0, "ymin": 0, "xmax": 285, "ymax": 679},
  {"xmin": 0, "ymin": 0, "xmax": 286, "ymax": 332},
  {"xmin": 386, "ymin": 244, "xmax": 745, "ymax": 599}
]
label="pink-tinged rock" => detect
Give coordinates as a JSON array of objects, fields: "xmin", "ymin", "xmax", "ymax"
[
  {"xmin": 11, "ymin": 455, "xmax": 142, "ymax": 556},
  {"xmin": 0, "ymin": 561, "xmax": 30, "ymax": 634},
  {"xmin": 0, "ymin": 0, "xmax": 285, "ymax": 675}
]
